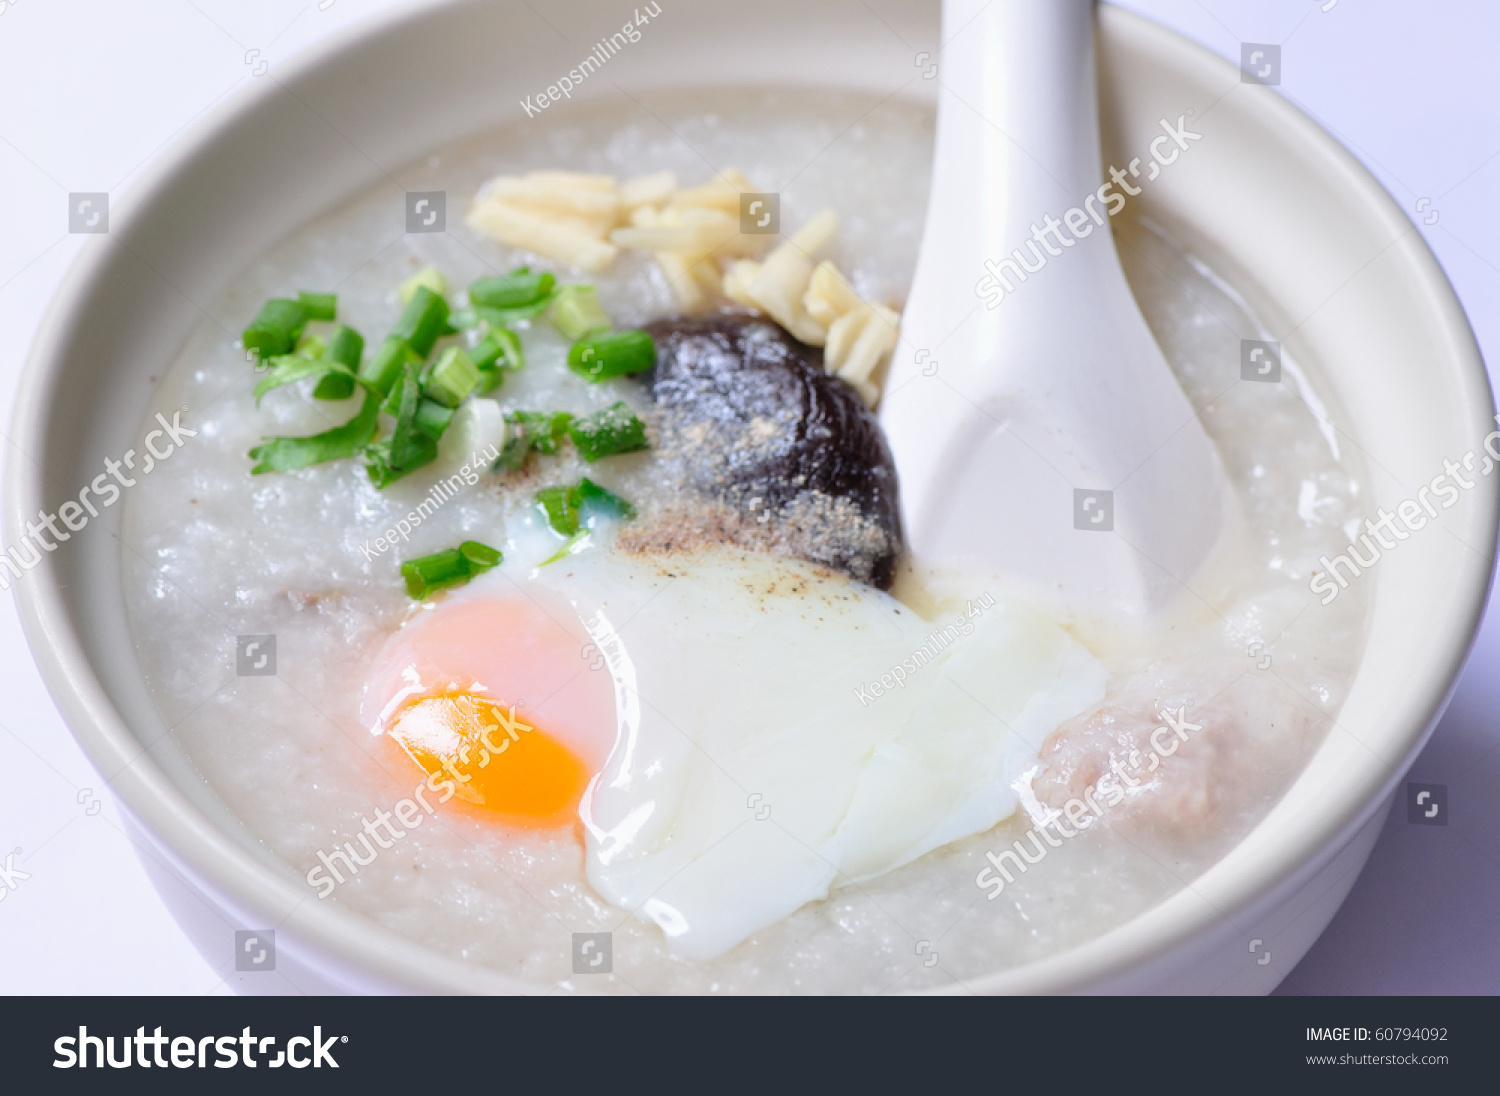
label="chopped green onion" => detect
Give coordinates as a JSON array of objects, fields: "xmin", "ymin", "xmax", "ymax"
[
  {"xmin": 567, "ymin": 330, "xmax": 656, "ymax": 383},
  {"xmin": 471, "ymin": 327, "xmax": 523, "ymax": 373},
  {"xmin": 469, "ymin": 269, "xmax": 555, "ymax": 309},
  {"xmin": 253, "ymin": 355, "xmax": 352, "ymax": 405},
  {"xmin": 546, "ymin": 285, "xmax": 611, "ymax": 340},
  {"xmin": 253, "ymin": 324, "xmax": 367, "ymax": 404},
  {"xmin": 312, "ymin": 326, "xmax": 363, "ymax": 400},
  {"xmin": 400, "ymin": 540, "xmax": 503, "ymax": 599},
  {"xmin": 450, "ymin": 299, "xmax": 553, "ymax": 329},
  {"xmin": 361, "ymin": 441, "xmax": 402, "ymax": 489},
  {"xmin": 461, "ymin": 540, "xmax": 502, "ymax": 570},
  {"xmin": 511, "ymin": 411, "xmax": 575, "ymax": 453},
  {"xmin": 297, "ymin": 291, "xmax": 337, "ymax": 321},
  {"xmin": 322, "ymin": 326, "xmax": 364, "ymax": 370},
  {"xmin": 364, "ymin": 434, "xmax": 439, "ymax": 488},
  {"xmin": 293, "ymin": 332, "xmax": 327, "ymax": 360},
  {"xmin": 414, "ymin": 398, "xmax": 454, "ymax": 440},
  {"xmin": 540, "ymin": 530, "xmax": 591, "ymax": 566},
  {"xmin": 400, "ymin": 547, "xmax": 467, "ymax": 596},
  {"xmin": 389, "ymin": 363, "xmax": 438, "ymax": 468},
  {"xmin": 534, "ymin": 477, "xmax": 636, "ymax": 537},
  {"xmin": 577, "ymin": 476, "xmax": 636, "ymax": 521},
  {"xmin": 391, "ymin": 286, "xmax": 450, "ymax": 359},
  {"xmin": 365, "ymin": 362, "xmax": 440, "ymax": 486},
  {"xmin": 493, "ymin": 438, "xmax": 526, "ymax": 472},
  {"xmin": 568, "ymin": 401, "xmax": 649, "ymax": 462},
  {"xmin": 424, "ymin": 346, "xmax": 481, "ymax": 408},
  {"xmin": 381, "ymin": 374, "xmax": 406, "ymax": 416},
  {"xmin": 495, "ymin": 328, "xmax": 524, "ymax": 370},
  {"xmin": 470, "ymin": 328, "xmax": 522, "ymax": 393},
  {"xmin": 449, "ymin": 269, "xmax": 555, "ymax": 331},
  {"xmin": 312, "ymin": 372, "xmax": 356, "ymax": 401},
  {"xmin": 535, "ymin": 485, "xmax": 580, "ymax": 537},
  {"xmin": 496, "ymin": 410, "xmax": 573, "ymax": 472},
  {"xmin": 399, "ymin": 266, "xmax": 448, "ymax": 305},
  {"xmin": 360, "ymin": 336, "xmax": 420, "ymax": 398},
  {"xmin": 243, "ymin": 298, "xmax": 308, "ymax": 360},
  {"xmin": 249, "ymin": 387, "xmax": 379, "ymax": 474}
]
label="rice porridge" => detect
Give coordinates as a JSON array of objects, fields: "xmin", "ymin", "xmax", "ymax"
[{"xmin": 121, "ymin": 91, "xmax": 1369, "ymax": 993}]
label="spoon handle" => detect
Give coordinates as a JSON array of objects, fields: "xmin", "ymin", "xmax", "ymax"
[
  {"xmin": 883, "ymin": 0, "xmax": 1234, "ymax": 613},
  {"xmin": 938, "ymin": 0, "xmax": 1101, "ymax": 253},
  {"xmin": 889, "ymin": 0, "xmax": 1122, "ymax": 511}
]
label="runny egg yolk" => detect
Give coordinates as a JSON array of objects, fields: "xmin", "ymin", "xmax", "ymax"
[{"xmin": 386, "ymin": 692, "xmax": 589, "ymax": 826}]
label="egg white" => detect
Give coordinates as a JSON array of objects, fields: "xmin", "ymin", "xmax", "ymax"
[{"xmin": 517, "ymin": 545, "xmax": 1108, "ymax": 960}]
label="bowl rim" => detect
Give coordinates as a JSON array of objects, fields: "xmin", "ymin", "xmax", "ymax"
[{"xmin": 9, "ymin": 0, "xmax": 1496, "ymax": 995}]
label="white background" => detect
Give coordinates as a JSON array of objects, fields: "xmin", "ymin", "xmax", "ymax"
[{"xmin": 0, "ymin": 0, "xmax": 1495, "ymax": 993}]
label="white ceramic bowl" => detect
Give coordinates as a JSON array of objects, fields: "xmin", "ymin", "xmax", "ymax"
[{"xmin": 10, "ymin": 0, "xmax": 1495, "ymax": 993}]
